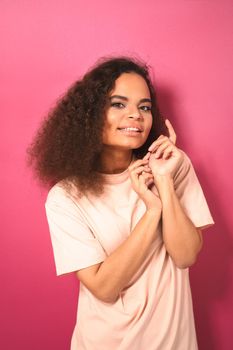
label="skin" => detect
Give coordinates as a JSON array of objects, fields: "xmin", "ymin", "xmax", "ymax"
[
  {"xmin": 76, "ymin": 72, "xmax": 203, "ymax": 303},
  {"xmin": 100, "ymin": 72, "xmax": 153, "ymax": 174}
]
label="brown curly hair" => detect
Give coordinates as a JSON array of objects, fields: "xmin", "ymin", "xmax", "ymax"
[{"xmin": 27, "ymin": 56, "xmax": 169, "ymax": 196}]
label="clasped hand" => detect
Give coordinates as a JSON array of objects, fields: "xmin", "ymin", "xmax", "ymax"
[
  {"xmin": 146, "ymin": 119, "xmax": 183, "ymax": 179},
  {"xmin": 128, "ymin": 119, "xmax": 183, "ymax": 210}
]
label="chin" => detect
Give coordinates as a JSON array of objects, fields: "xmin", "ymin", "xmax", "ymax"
[
  {"xmin": 103, "ymin": 135, "xmax": 148, "ymax": 150},
  {"xmin": 120, "ymin": 140, "xmax": 147, "ymax": 150}
]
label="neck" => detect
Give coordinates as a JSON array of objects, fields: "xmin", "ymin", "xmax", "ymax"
[{"xmin": 99, "ymin": 148, "xmax": 133, "ymax": 174}]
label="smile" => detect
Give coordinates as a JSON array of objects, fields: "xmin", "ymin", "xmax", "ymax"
[
  {"xmin": 118, "ymin": 127, "xmax": 142, "ymax": 132},
  {"xmin": 117, "ymin": 128, "xmax": 143, "ymax": 137}
]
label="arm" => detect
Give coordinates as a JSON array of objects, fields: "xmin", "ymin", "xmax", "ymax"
[
  {"xmin": 155, "ymin": 174, "xmax": 203, "ymax": 269},
  {"xmin": 77, "ymin": 158, "xmax": 162, "ymax": 303},
  {"xmin": 77, "ymin": 207, "xmax": 161, "ymax": 303},
  {"xmin": 148, "ymin": 119, "xmax": 203, "ymax": 269}
]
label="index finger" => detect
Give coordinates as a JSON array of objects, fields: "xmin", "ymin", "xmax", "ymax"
[
  {"xmin": 165, "ymin": 119, "xmax": 177, "ymax": 144},
  {"xmin": 128, "ymin": 158, "xmax": 148, "ymax": 171},
  {"xmin": 143, "ymin": 151, "xmax": 151, "ymax": 161}
]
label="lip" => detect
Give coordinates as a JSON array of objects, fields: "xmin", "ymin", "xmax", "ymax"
[
  {"xmin": 117, "ymin": 129, "xmax": 143, "ymax": 137},
  {"xmin": 117, "ymin": 125, "xmax": 143, "ymax": 132}
]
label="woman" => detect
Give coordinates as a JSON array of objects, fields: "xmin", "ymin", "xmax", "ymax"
[{"xmin": 27, "ymin": 56, "xmax": 214, "ymax": 349}]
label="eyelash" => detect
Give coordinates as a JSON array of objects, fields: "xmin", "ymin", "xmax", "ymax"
[
  {"xmin": 110, "ymin": 102, "xmax": 124, "ymax": 108},
  {"xmin": 110, "ymin": 103, "xmax": 151, "ymax": 112}
]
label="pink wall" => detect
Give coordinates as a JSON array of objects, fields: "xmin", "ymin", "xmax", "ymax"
[{"xmin": 1, "ymin": 1, "xmax": 232, "ymax": 349}]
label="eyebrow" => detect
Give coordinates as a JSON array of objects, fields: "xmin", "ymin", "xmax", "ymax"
[{"xmin": 109, "ymin": 95, "xmax": 152, "ymax": 104}]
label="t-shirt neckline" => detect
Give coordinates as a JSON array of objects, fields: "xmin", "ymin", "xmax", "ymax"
[{"xmin": 100, "ymin": 155, "xmax": 136, "ymax": 185}]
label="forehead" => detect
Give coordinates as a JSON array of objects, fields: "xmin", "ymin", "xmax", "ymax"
[{"xmin": 110, "ymin": 73, "xmax": 150, "ymax": 97}]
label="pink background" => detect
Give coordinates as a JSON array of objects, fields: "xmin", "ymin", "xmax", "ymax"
[{"xmin": 1, "ymin": 1, "xmax": 232, "ymax": 349}]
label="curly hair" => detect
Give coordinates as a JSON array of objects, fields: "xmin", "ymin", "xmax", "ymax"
[{"xmin": 27, "ymin": 56, "xmax": 169, "ymax": 196}]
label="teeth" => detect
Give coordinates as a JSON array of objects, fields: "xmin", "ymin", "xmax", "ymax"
[{"xmin": 120, "ymin": 127, "xmax": 140, "ymax": 132}]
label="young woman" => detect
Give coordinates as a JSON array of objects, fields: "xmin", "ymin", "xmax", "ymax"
[{"xmin": 27, "ymin": 57, "xmax": 214, "ymax": 349}]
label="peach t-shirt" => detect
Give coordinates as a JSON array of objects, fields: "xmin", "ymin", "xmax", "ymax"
[{"xmin": 45, "ymin": 151, "xmax": 214, "ymax": 350}]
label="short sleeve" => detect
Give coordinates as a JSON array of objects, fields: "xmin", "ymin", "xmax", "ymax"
[
  {"xmin": 174, "ymin": 150, "xmax": 215, "ymax": 230},
  {"xmin": 45, "ymin": 185, "xmax": 107, "ymax": 276}
]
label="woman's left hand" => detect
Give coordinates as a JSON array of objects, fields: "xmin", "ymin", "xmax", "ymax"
[{"xmin": 146, "ymin": 119, "xmax": 184, "ymax": 178}]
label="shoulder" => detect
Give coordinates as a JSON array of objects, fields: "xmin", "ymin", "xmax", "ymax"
[
  {"xmin": 45, "ymin": 180, "xmax": 82, "ymax": 208},
  {"xmin": 46, "ymin": 182, "xmax": 68, "ymax": 203},
  {"xmin": 179, "ymin": 148, "xmax": 192, "ymax": 165},
  {"xmin": 174, "ymin": 148, "xmax": 193, "ymax": 183},
  {"xmin": 177, "ymin": 148, "xmax": 192, "ymax": 167}
]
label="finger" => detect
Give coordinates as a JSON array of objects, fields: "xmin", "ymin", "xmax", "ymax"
[
  {"xmin": 148, "ymin": 135, "xmax": 168, "ymax": 153},
  {"xmin": 129, "ymin": 167, "xmax": 151, "ymax": 190},
  {"xmin": 143, "ymin": 151, "xmax": 151, "ymax": 161},
  {"xmin": 165, "ymin": 119, "xmax": 177, "ymax": 144},
  {"xmin": 132, "ymin": 166, "xmax": 152, "ymax": 175},
  {"xmin": 129, "ymin": 167, "xmax": 140, "ymax": 188},
  {"xmin": 139, "ymin": 171, "xmax": 154, "ymax": 181},
  {"xmin": 128, "ymin": 158, "xmax": 148, "ymax": 171},
  {"xmin": 141, "ymin": 172, "xmax": 154, "ymax": 186},
  {"xmin": 153, "ymin": 140, "xmax": 174, "ymax": 158},
  {"xmin": 141, "ymin": 172, "xmax": 154, "ymax": 180},
  {"xmin": 138, "ymin": 173, "xmax": 149, "ymax": 189},
  {"xmin": 161, "ymin": 144, "xmax": 174, "ymax": 159}
]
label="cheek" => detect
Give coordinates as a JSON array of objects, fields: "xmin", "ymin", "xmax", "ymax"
[
  {"xmin": 103, "ymin": 111, "xmax": 119, "ymax": 130},
  {"xmin": 102, "ymin": 120, "xmax": 116, "ymax": 143},
  {"xmin": 102, "ymin": 127, "xmax": 110, "ymax": 142}
]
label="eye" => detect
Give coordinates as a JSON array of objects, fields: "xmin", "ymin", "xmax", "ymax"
[
  {"xmin": 139, "ymin": 105, "xmax": 152, "ymax": 112},
  {"xmin": 111, "ymin": 102, "xmax": 125, "ymax": 109}
]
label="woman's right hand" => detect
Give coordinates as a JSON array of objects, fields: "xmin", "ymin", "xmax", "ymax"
[{"xmin": 128, "ymin": 158, "xmax": 162, "ymax": 212}]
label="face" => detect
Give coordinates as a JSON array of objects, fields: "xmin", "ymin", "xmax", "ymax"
[{"xmin": 102, "ymin": 72, "xmax": 153, "ymax": 152}]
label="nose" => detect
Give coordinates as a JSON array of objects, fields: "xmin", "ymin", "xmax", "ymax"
[{"xmin": 128, "ymin": 110, "xmax": 142, "ymax": 120}]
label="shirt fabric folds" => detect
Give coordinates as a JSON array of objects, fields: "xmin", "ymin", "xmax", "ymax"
[{"xmin": 45, "ymin": 150, "xmax": 214, "ymax": 350}]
